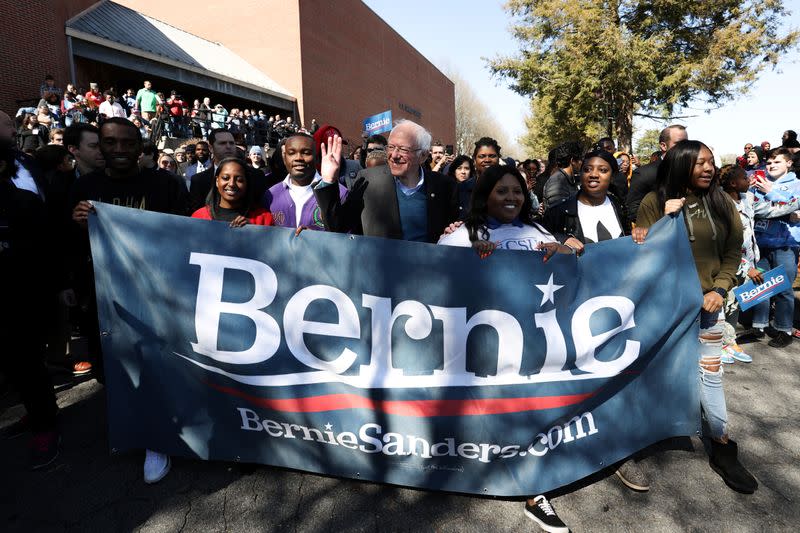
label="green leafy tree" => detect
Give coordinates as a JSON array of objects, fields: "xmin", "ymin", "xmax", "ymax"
[
  {"xmin": 490, "ymin": 0, "xmax": 798, "ymax": 152},
  {"xmin": 634, "ymin": 128, "xmax": 661, "ymax": 159},
  {"xmin": 520, "ymin": 92, "xmax": 605, "ymax": 156}
]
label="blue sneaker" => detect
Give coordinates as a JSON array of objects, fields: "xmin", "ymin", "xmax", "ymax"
[
  {"xmin": 720, "ymin": 347, "xmax": 735, "ymax": 364},
  {"xmin": 727, "ymin": 344, "xmax": 753, "ymax": 363}
]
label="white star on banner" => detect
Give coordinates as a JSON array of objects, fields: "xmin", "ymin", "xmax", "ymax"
[
  {"xmin": 535, "ymin": 274, "xmax": 563, "ymax": 306},
  {"xmin": 324, "ymin": 423, "xmax": 333, "ymax": 431}
]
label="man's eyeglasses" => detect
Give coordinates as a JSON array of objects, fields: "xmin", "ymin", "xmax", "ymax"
[{"xmin": 386, "ymin": 144, "xmax": 420, "ymax": 156}]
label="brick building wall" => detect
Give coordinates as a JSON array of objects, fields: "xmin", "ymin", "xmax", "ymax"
[
  {"xmin": 114, "ymin": 0, "xmax": 454, "ymax": 144},
  {"xmin": 0, "ymin": 0, "xmax": 96, "ymax": 115},
  {"xmin": 297, "ymin": 0, "xmax": 455, "ymax": 145}
]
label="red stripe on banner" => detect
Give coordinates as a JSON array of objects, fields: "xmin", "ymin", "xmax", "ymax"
[{"xmin": 205, "ymin": 381, "xmax": 595, "ymax": 417}]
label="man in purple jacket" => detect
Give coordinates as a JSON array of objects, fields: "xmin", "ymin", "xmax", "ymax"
[{"xmin": 263, "ymin": 132, "xmax": 346, "ymax": 229}]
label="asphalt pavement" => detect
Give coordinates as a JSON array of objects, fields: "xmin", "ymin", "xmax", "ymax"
[{"xmin": 1, "ymin": 331, "xmax": 798, "ymax": 533}]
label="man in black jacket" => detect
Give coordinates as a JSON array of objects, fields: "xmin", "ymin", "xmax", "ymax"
[
  {"xmin": 313, "ymin": 120, "xmax": 459, "ymax": 243},
  {"xmin": 70, "ymin": 117, "xmax": 188, "ymax": 483},
  {"xmin": 188, "ymin": 129, "xmax": 269, "ymax": 212},
  {"xmin": 70, "ymin": 118, "xmax": 189, "ymax": 378},
  {"xmin": 626, "ymin": 124, "xmax": 687, "ymax": 222},
  {"xmin": 0, "ymin": 139, "xmax": 61, "ymax": 469},
  {"xmin": 543, "ymin": 141, "xmax": 583, "ymax": 210},
  {"xmin": 5, "ymin": 114, "xmax": 90, "ymax": 376}
]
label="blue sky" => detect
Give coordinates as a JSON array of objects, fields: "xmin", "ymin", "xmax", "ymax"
[{"xmin": 363, "ymin": 0, "xmax": 800, "ymax": 156}]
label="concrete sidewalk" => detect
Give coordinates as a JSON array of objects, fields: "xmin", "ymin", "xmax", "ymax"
[{"xmin": 2, "ymin": 337, "xmax": 798, "ymax": 532}]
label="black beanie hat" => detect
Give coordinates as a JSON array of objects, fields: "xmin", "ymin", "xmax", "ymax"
[{"xmin": 583, "ymin": 149, "xmax": 619, "ymax": 174}]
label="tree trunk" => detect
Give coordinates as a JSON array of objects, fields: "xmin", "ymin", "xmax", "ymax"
[{"xmin": 615, "ymin": 104, "xmax": 633, "ymax": 153}]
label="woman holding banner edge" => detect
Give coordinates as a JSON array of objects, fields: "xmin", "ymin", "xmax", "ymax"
[
  {"xmin": 437, "ymin": 164, "xmax": 573, "ymax": 533},
  {"xmin": 142, "ymin": 159, "xmax": 275, "ymax": 484},
  {"xmin": 633, "ymin": 140, "xmax": 758, "ymax": 495},
  {"xmin": 542, "ymin": 150, "xmax": 654, "ymax": 493},
  {"xmin": 542, "ymin": 149, "xmax": 631, "ymax": 253},
  {"xmin": 191, "ymin": 158, "xmax": 274, "ymax": 227}
]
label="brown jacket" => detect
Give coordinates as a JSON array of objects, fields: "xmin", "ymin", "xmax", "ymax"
[{"xmin": 637, "ymin": 191, "xmax": 743, "ymax": 292}]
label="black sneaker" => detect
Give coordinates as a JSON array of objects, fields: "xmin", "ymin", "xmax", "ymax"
[
  {"xmin": 736, "ymin": 329, "xmax": 763, "ymax": 344},
  {"xmin": 768, "ymin": 332, "xmax": 793, "ymax": 348},
  {"xmin": 30, "ymin": 430, "xmax": 60, "ymax": 470},
  {"xmin": 764, "ymin": 326, "xmax": 781, "ymax": 339},
  {"xmin": 524, "ymin": 495, "xmax": 569, "ymax": 533}
]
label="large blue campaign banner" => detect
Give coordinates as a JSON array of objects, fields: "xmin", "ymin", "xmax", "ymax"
[{"xmin": 89, "ymin": 203, "xmax": 702, "ymax": 497}]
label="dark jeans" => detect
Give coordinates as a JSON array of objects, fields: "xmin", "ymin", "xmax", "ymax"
[
  {"xmin": 3, "ymin": 308, "xmax": 59, "ymax": 431},
  {"xmin": 77, "ymin": 279, "xmax": 104, "ymax": 383},
  {"xmin": 753, "ymin": 247, "xmax": 798, "ymax": 333},
  {"xmin": 75, "ymin": 262, "xmax": 105, "ymax": 382}
]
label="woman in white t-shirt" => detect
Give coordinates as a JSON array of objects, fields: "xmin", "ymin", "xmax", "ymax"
[
  {"xmin": 542, "ymin": 150, "xmax": 646, "ymax": 494},
  {"xmin": 438, "ymin": 165, "xmax": 573, "ymax": 260},
  {"xmin": 542, "ymin": 150, "xmax": 631, "ymax": 256},
  {"xmin": 439, "ymin": 164, "xmax": 573, "ymax": 531}
]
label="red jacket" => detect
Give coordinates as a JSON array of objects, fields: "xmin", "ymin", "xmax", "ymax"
[
  {"xmin": 168, "ymin": 98, "xmax": 188, "ymax": 117},
  {"xmin": 191, "ymin": 205, "xmax": 274, "ymax": 226},
  {"xmin": 84, "ymin": 91, "xmax": 102, "ymax": 108}
]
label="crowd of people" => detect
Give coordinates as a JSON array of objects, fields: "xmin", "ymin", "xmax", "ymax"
[
  {"xmin": 15, "ymin": 75, "xmax": 316, "ymax": 154},
  {"xmin": 3, "ymin": 74, "xmax": 800, "ymax": 532}
]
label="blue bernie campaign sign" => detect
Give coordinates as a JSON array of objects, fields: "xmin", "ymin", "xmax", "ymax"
[
  {"xmin": 362, "ymin": 110, "xmax": 392, "ymax": 135},
  {"xmin": 88, "ymin": 203, "xmax": 702, "ymax": 497},
  {"xmin": 733, "ymin": 265, "xmax": 790, "ymax": 311}
]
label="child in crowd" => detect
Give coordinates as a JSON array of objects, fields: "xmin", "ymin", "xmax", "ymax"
[
  {"xmin": 749, "ymin": 148, "xmax": 800, "ymax": 347},
  {"xmin": 719, "ymin": 164, "xmax": 800, "ymax": 359}
]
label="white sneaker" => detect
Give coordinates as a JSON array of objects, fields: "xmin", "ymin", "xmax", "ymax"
[{"xmin": 143, "ymin": 449, "xmax": 171, "ymax": 484}]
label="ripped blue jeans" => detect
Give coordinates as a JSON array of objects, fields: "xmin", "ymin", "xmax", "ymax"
[{"xmin": 699, "ymin": 310, "xmax": 727, "ymax": 439}]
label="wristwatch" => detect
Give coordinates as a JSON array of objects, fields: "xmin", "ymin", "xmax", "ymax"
[{"xmin": 712, "ymin": 287, "xmax": 727, "ymax": 298}]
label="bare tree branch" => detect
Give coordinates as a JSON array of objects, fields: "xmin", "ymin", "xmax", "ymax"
[{"xmin": 633, "ymin": 112, "xmax": 700, "ymax": 120}]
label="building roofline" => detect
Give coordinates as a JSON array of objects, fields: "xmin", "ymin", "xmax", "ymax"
[
  {"xmin": 65, "ymin": 27, "xmax": 296, "ymax": 103},
  {"xmin": 65, "ymin": 0, "xmax": 107, "ymax": 26}
]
